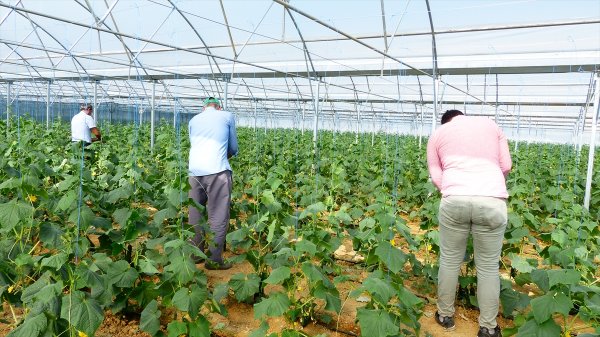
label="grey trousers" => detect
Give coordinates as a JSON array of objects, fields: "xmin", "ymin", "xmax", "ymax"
[
  {"xmin": 436, "ymin": 195, "xmax": 507, "ymax": 329},
  {"xmin": 188, "ymin": 171, "xmax": 233, "ymax": 264}
]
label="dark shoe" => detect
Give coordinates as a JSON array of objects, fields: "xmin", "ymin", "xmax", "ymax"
[
  {"xmin": 205, "ymin": 260, "xmax": 232, "ymax": 270},
  {"xmin": 477, "ymin": 326, "xmax": 501, "ymax": 337},
  {"xmin": 435, "ymin": 311, "xmax": 456, "ymax": 331}
]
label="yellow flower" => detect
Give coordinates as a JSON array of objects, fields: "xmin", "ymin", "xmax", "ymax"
[
  {"xmin": 390, "ymin": 239, "xmax": 396, "ymax": 247},
  {"xmin": 426, "ymin": 244, "xmax": 432, "ymax": 252},
  {"xmin": 7, "ymin": 285, "xmax": 14, "ymax": 293},
  {"xmin": 27, "ymin": 194, "xmax": 37, "ymax": 203},
  {"xmin": 78, "ymin": 331, "xmax": 88, "ymax": 337}
]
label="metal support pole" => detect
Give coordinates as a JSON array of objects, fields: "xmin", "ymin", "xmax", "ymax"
[
  {"xmin": 495, "ymin": 74, "xmax": 499, "ymax": 123},
  {"xmin": 151, "ymin": 80, "xmax": 156, "ymax": 152},
  {"xmin": 355, "ymin": 103, "xmax": 361, "ymax": 144},
  {"xmin": 224, "ymin": 77, "xmax": 229, "ymax": 111},
  {"xmin": 46, "ymin": 80, "xmax": 51, "ymax": 129},
  {"xmin": 93, "ymin": 80, "xmax": 98, "ymax": 122},
  {"xmin": 515, "ymin": 104, "xmax": 521, "ymax": 152},
  {"xmin": 418, "ymin": 103, "xmax": 424, "ymax": 149},
  {"xmin": 313, "ymin": 78, "xmax": 320, "ymax": 146},
  {"xmin": 371, "ymin": 111, "xmax": 376, "ymax": 146},
  {"xmin": 301, "ymin": 105, "xmax": 305, "ymax": 136},
  {"xmin": 431, "ymin": 77, "xmax": 440, "ymax": 133},
  {"xmin": 583, "ymin": 73, "xmax": 600, "ymax": 210},
  {"xmin": 6, "ymin": 81, "xmax": 11, "ymax": 134},
  {"xmin": 253, "ymin": 100, "xmax": 257, "ymax": 132}
]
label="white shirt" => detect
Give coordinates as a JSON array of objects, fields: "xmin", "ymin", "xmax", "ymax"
[
  {"xmin": 188, "ymin": 107, "xmax": 238, "ymax": 176},
  {"xmin": 71, "ymin": 111, "xmax": 97, "ymax": 143}
]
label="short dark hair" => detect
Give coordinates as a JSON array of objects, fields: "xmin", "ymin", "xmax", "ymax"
[
  {"xmin": 441, "ymin": 110, "xmax": 464, "ymax": 124},
  {"xmin": 82, "ymin": 104, "xmax": 93, "ymax": 111}
]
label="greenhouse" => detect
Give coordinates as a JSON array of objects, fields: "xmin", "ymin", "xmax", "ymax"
[{"xmin": 0, "ymin": 0, "xmax": 599, "ymax": 336}]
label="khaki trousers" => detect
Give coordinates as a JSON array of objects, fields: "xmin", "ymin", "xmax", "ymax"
[{"xmin": 436, "ymin": 195, "xmax": 507, "ymax": 329}]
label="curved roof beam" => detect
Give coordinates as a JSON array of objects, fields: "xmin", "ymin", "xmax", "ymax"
[
  {"xmin": 166, "ymin": 0, "xmax": 223, "ymax": 75},
  {"xmin": 285, "ymin": 8, "xmax": 316, "ymax": 78},
  {"xmin": 272, "ymin": 0, "xmax": 514, "ymax": 118},
  {"xmin": 218, "ymin": 0, "xmax": 237, "ymax": 58},
  {"xmin": 18, "ymin": 2, "xmax": 56, "ymax": 68},
  {"xmin": 272, "ymin": 0, "xmax": 432, "ymax": 77},
  {"xmin": 0, "ymin": 29, "xmax": 44, "ymax": 79},
  {"xmin": 75, "ymin": 0, "xmax": 134, "ymax": 65},
  {"xmin": 379, "ymin": 0, "xmax": 388, "ymax": 76},
  {"xmin": 53, "ymin": 0, "xmax": 119, "ymax": 68},
  {"xmin": 424, "ymin": 0, "xmax": 438, "ymax": 78},
  {"xmin": 10, "ymin": 9, "xmax": 90, "ymax": 77},
  {"xmin": 75, "ymin": 0, "xmax": 153, "ymax": 98}
]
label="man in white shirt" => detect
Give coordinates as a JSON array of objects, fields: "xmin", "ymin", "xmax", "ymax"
[
  {"xmin": 188, "ymin": 97, "xmax": 238, "ymax": 270},
  {"xmin": 71, "ymin": 104, "xmax": 101, "ymax": 145}
]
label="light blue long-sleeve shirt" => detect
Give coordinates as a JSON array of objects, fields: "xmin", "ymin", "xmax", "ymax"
[{"xmin": 188, "ymin": 107, "xmax": 238, "ymax": 176}]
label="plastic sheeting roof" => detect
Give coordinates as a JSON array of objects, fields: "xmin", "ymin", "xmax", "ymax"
[{"xmin": 1, "ymin": 0, "xmax": 599, "ymax": 137}]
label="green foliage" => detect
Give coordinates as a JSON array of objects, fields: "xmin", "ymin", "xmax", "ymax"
[{"xmin": 1, "ymin": 119, "xmax": 598, "ymax": 336}]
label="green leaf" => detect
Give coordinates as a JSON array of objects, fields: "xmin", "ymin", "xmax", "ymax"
[
  {"xmin": 299, "ymin": 202, "xmax": 326, "ymax": 219},
  {"xmin": 500, "ymin": 287, "xmax": 531, "ymax": 317},
  {"xmin": 140, "ymin": 300, "xmax": 161, "ymax": 335},
  {"xmin": 172, "ymin": 287, "xmax": 192, "ymax": 312},
  {"xmin": 374, "ymin": 241, "xmax": 407, "ymax": 274},
  {"xmin": 107, "ymin": 260, "xmax": 139, "ymax": 288},
  {"xmin": 254, "ymin": 292, "xmax": 290, "ymax": 319},
  {"xmin": 517, "ymin": 317, "xmax": 561, "ymax": 337},
  {"xmin": 172, "ymin": 285, "xmax": 208, "ymax": 318},
  {"xmin": 164, "ymin": 253, "xmax": 196, "ymax": 284},
  {"xmin": 60, "ymin": 291, "xmax": 104, "ymax": 337},
  {"xmin": 57, "ymin": 190, "xmax": 77, "ymax": 211},
  {"xmin": 0, "ymin": 199, "xmax": 34, "ymax": 231},
  {"xmin": 584, "ymin": 294, "xmax": 600, "ymax": 315},
  {"xmin": 550, "ymin": 230, "xmax": 568, "ymax": 247},
  {"xmin": 301, "ymin": 262, "xmax": 332, "ymax": 288},
  {"xmin": 154, "ymin": 207, "xmax": 178, "ymax": 225},
  {"xmin": 6, "ymin": 313, "xmax": 47, "ymax": 337},
  {"xmin": 68, "ymin": 205, "xmax": 95, "ymax": 231},
  {"xmin": 266, "ymin": 219, "xmax": 277, "ymax": 244},
  {"xmin": 397, "ymin": 286, "xmax": 424, "ymax": 309},
  {"xmin": 359, "ymin": 276, "xmax": 394, "ymax": 304},
  {"xmin": 39, "ymin": 223, "xmax": 64, "ymax": 247},
  {"xmin": 229, "ymin": 273, "xmax": 260, "ymax": 302},
  {"xmin": 356, "ymin": 308, "xmax": 399, "ymax": 337},
  {"xmin": 261, "ymin": 190, "xmax": 282, "ymax": 213},
  {"xmin": 530, "ymin": 292, "xmax": 573, "ymax": 323},
  {"xmin": 40, "ymin": 253, "xmax": 68, "ymax": 270},
  {"xmin": 112, "ymin": 208, "xmax": 132, "ymax": 227},
  {"xmin": 167, "ymin": 321, "xmax": 187, "ymax": 337},
  {"xmin": 531, "ymin": 270, "xmax": 549, "ymax": 293},
  {"xmin": 138, "ymin": 258, "xmax": 160, "ymax": 275},
  {"xmin": 295, "ymin": 239, "xmax": 317, "ymax": 255},
  {"xmin": 264, "ymin": 266, "xmax": 291, "ymax": 285},
  {"xmin": 359, "ymin": 217, "xmax": 376, "ymax": 230},
  {"xmin": 314, "ymin": 283, "xmax": 341, "ymax": 313},
  {"xmin": 547, "ymin": 269, "xmax": 580, "ymax": 289},
  {"xmin": 0, "ymin": 177, "xmax": 21, "ymax": 190},
  {"xmin": 106, "ymin": 183, "xmax": 134, "ymax": 204},
  {"xmin": 509, "ymin": 254, "xmax": 535, "ymax": 273},
  {"xmin": 212, "ymin": 283, "xmax": 230, "ymax": 303},
  {"xmin": 188, "ymin": 315, "xmax": 210, "ymax": 337}
]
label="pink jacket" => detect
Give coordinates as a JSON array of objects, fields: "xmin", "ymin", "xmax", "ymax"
[{"xmin": 427, "ymin": 115, "xmax": 512, "ymax": 198}]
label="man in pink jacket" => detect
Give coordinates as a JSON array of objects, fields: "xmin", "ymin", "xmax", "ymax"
[{"xmin": 427, "ymin": 110, "xmax": 511, "ymax": 337}]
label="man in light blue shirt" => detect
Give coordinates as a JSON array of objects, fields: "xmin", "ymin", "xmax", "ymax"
[{"xmin": 188, "ymin": 97, "xmax": 238, "ymax": 270}]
